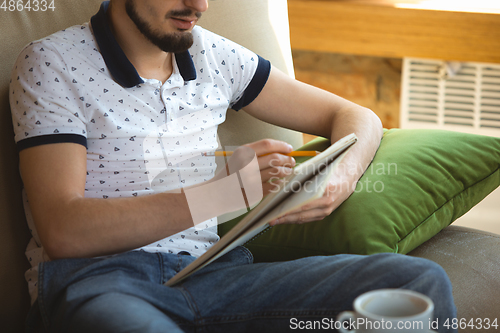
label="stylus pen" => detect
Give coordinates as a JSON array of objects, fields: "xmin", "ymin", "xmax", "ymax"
[{"xmin": 201, "ymin": 151, "xmax": 320, "ymax": 157}]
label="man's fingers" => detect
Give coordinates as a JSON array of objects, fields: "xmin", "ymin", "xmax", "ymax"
[
  {"xmin": 257, "ymin": 153, "xmax": 295, "ymax": 171},
  {"xmin": 268, "ymin": 195, "xmax": 341, "ymax": 226},
  {"xmin": 244, "ymin": 138, "xmax": 293, "ymax": 157},
  {"xmin": 262, "ymin": 180, "xmax": 283, "ymax": 197},
  {"xmin": 260, "ymin": 166, "xmax": 294, "ymax": 183},
  {"xmin": 289, "ymin": 195, "xmax": 336, "ymax": 213},
  {"xmin": 269, "ymin": 207, "xmax": 330, "ymax": 226}
]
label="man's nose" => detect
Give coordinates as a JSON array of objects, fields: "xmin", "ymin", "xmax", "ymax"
[{"xmin": 184, "ymin": 0, "xmax": 208, "ymax": 13}]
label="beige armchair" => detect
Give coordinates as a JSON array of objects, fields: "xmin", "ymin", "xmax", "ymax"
[{"xmin": 1, "ymin": 1, "xmax": 499, "ymax": 332}]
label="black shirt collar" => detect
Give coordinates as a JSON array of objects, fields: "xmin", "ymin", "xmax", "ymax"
[{"xmin": 90, "ymin": 1, "xmax": 196, "ymax": 88}]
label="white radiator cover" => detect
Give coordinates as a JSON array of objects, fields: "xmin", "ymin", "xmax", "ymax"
[{"xmin": 400, "ymin": 58, "xmax": 500, "ymax": 137}]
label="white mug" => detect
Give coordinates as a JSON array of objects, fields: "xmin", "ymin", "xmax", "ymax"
[{"xmin": 337, "ymin": 289, "xmax": 434, "ymax": 332}]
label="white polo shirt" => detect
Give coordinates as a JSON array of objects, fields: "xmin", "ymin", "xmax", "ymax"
[{"xmin": 10, "ymin": 1, "xmax": 271, "ymax": 302}]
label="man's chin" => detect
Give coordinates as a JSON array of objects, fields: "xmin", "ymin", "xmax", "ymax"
[{"xmin": 155, "ymin": 33, "xmax": 194, "ymax": 53}]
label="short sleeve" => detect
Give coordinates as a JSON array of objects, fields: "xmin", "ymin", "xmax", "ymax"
[
  {"xmin": 230, "ymin": 55, "xmax": 271, "ymax": 110},
  {"xmin": 10, "ymin": 40, "xmax": 88, "ymax": 151},
  {"xmin": 220, "ymin": 38, "xmax": 271, "ymax": 110},
  {"xmin": 192, "ymin": 27, "xmax": 271, "ymax": 111}
]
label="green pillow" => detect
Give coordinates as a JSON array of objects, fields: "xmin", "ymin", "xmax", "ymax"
[{"xmin": 218, "ymin": 128, "xmax": 500, "ymax": 262}]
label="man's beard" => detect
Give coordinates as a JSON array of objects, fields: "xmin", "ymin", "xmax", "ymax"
[{"xmin": 125, "ymin": 0, "xmax": 196, "ymax": 53}]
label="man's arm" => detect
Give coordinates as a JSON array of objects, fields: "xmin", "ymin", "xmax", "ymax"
[
  {"xmin": 19, "ymin": 143, "xmax": 196, "ymax": 259},
  {"xmin": 19, "ymin": 140, "xmax": 294, "ymax": 260},
  {"xmin": 244, "ymin": 65, "xmax": 383, "ymax": 225}
]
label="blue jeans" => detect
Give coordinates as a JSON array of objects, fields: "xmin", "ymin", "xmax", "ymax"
[{"xmin": 27, "ymin": 246, "xmax": 457, "ymax": 333}]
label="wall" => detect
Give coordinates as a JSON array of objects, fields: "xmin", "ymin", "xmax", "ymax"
[{"xmin": 292, "ymin": 50, "xmax": 402, "ymax": 143}]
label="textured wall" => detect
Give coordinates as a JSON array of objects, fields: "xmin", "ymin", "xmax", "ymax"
[{"xmin": 293, "ymin": 50, "xmax": 402, "ymax": 133}]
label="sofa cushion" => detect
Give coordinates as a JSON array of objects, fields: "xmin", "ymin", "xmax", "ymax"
[
  {"xmin": 219, "ymin": 128, "xmax": 500, "ymax": 261},
  {"xmin": 409, "ymin": 226, "xmax": 500, "ymax": 321}
]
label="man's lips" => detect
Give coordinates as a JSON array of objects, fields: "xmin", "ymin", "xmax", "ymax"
[{"xmin": 170, "ymin": 17, "xmax": 196, "ymax": 30}]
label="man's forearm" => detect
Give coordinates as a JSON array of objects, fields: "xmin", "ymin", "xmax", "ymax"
[
  {"xmin": 329, "ymin": 105, "xmax": 383, "ymax": 185},
  {"xmin": 19, "ymin": 143, "xmax": 202, "ymax": 260},
  {"xmin": 38, "ymin": 191, "xmax": 194, "ymax": 260}
]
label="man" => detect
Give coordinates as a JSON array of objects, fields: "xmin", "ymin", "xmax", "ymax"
[{"xmin": 10, "ymin": 0, "xmax": 457, "ymax": 332}]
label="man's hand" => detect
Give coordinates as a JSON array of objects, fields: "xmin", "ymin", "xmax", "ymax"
[
  {"xmin": 213, "ymin": 138, "xmax": 297, "ymax": 197},
  {"xmin": 242, "ymin": 139, "xmax": 296, "ymax": 196},
  {"xmin": 268, "ymin": 167, "xmax": 356, "ymax": 226},
  {"xmin": 219, "ymin": 138, "xmax": 361, "ymax": 227}
]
